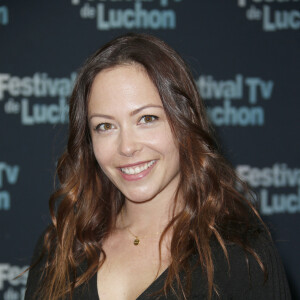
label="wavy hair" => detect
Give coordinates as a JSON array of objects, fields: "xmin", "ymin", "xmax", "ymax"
[{"xmin": 35, "ymin": 33, "xmax": 266, "ymax": 300}]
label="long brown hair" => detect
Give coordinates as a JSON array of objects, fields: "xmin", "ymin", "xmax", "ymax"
[{"xmin": 35, "ymin": 33, "xmax": 266, "ymax": 300}]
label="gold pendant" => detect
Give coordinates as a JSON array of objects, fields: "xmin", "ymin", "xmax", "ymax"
[{"xmin": 133, "ymin": 238, "xmax": 140, "ymax": 246}]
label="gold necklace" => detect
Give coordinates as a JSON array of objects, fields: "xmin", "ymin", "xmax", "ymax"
[
  {"xmin": 126, "ymin": 227, "xmax": 162, "ymax": 246},
  {"xmin": 126, "ymin": 227, "xmax": 141, "ymax": 246},
  {"xmin": 121, "ymin": 210, "xmax": 161, "ymax": 246}
]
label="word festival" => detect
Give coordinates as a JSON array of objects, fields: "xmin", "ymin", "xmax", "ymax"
[{"xmin": 0, "ymin": 73, "xmax": 76, "ymax": 101}]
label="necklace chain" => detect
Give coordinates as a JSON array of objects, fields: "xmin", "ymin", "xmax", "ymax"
[{"xmin": 121, "ymin": 209, "xmax": 161, "ymax": 246}]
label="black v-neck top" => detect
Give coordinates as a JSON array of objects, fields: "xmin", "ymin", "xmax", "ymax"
[{"xmin": 25, "ymin": 228, "xmax": 291, "ymax": 300}]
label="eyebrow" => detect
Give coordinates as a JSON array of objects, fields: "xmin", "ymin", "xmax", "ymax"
[
  {"xmin": 89, "ymin": 104, "xmax": 163, "ymax": 121},
  {"xmin": 130, "ymin": 104, "xmax": 163, "ymax": 116}
]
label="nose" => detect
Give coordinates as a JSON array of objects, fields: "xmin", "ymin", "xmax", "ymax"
[{"xmin": 118, "ymin": 128, "xmax": 142, "ymax": 157}]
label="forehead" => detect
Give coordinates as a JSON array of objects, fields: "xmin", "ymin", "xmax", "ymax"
[{"xmin": 88, "ymin": 64, "xmax": 162, "ymax": 114}]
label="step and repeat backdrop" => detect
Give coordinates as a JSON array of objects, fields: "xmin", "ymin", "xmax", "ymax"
[{"xmin": 0, "ymin": 0, "xmax": 299, "ymax": 299}]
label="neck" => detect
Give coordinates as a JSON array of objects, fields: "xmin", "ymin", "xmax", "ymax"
[{"xmin": 119, "ymin": 191, "xmax": 182, "ymax": 237}]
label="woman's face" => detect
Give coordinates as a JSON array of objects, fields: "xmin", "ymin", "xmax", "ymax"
[{"xmin": 88, "ymin": 64, "xmax": 180, "ymax": 203}]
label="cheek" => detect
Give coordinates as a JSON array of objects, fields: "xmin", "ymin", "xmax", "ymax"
[
  {"xmin": 145, "ymin": 127, "xmax": 178, "ymax": 158},
  {"xmin": 92, "ymin": 138, "xmax": 112, "ymax": 170}
]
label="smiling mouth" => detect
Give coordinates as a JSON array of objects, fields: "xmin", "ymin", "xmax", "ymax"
[{"xmin": 120, "ymin": 160, "xmax": 156, "ymax": 175}]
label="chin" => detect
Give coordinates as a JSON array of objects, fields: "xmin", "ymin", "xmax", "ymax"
[{"xmin": 121, "ymin": 188, "xmax": 158, "ymax": 203}]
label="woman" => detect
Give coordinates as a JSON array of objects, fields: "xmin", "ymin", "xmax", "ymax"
[{"xmin": 25, "ymin": 33, "xmax": 291, "ymax": 300}]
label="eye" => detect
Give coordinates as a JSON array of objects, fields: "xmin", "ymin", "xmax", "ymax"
[
  {"xmin": 139, "ymin": 115, "xmax": 159, "ymax": 124},
  {"xmin": 95, "ymin": 123, "xmax": 114, "ymax": 132}
]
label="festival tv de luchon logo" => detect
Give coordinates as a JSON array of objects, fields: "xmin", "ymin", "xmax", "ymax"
[
  {"xmin": 0, "ymin": 73, "xmax": 76, "ymax": 126},
  {"xmin": 237, "ymin": 164, "xmax": 300, "ymax": 215},
  {"xmin": 197, "ymin": 74, "xmax": 274, "ymax": 126}
]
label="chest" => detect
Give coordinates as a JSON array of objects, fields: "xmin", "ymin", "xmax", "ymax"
[{"xmin": 97, "ymin": 235, "xmax": 170, "ymax": 300}]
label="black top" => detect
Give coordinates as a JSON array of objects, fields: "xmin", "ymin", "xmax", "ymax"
[{"xmin": 25, "ymin": 229, "xmax": 291, "ymax": 300}]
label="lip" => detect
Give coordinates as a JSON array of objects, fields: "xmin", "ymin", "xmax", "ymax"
[
  {"xmin": 118, "ymin": 160, "xmax": 157, "ymax": 181},
  {"xmin": 118, "ymin": 160, "xmax": 154, "ymax": 168}
]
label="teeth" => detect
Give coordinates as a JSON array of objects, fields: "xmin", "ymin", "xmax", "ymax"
[{"xmin": 121, "ymin": 160, "xmax": 156, "ymax": 175}]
